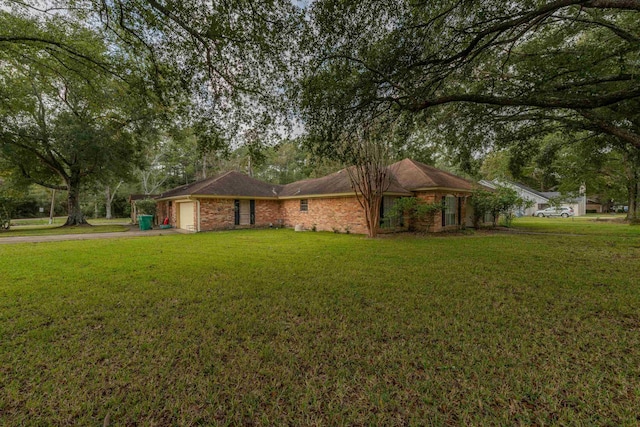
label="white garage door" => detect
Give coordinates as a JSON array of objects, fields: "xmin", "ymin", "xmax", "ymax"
[{"xmin": 179, "ymin": 202, "xmax": 195, "ymax": 230}]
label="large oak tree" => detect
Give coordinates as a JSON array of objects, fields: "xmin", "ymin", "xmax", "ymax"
[
  {"xmin": 300, "ymin": 0, "xmax": 640, "ymax": 219},
  {"xmin": 0, "ymin": 12, "xmax": 159, "ymax": 225}
]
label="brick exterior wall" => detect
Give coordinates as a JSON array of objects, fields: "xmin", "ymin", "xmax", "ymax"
[
  {"xmin": 156, "ymin": 192, "xmax": 473, "ymax": 234},
  {"xmin": 255, "ymin": 199, "xmax": 283, "ymax": 226},
  {"xmin": 280, "ymin": 197, "xmax": 369, "ymax": 234},
  {"xmin": 156, "ymin": 201, "xmax": 175, "ymax": 226},
  {"xmin": 158, "ymin": 198, "xmax": 284, "ymax": 232},
  {"xmin": 199, "ymin": 199, "xmax": 235, "ymax": 231},
  {"xmin": 414, "ymin": 191, "xmax": 470, "ymax": 232}
]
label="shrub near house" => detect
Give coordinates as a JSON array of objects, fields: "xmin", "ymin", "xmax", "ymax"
[
  {"xmin": 387, "ymin": 198, "xmax": 442, "ymax": 232},
  {"xmin": 470, "ymin": 186, "xmax": 531, "ymax": 227}
]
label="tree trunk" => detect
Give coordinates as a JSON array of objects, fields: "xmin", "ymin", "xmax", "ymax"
[
  {"xmin": 625, "ymin": 151, "xmax": 640, "ymax": 223},
  {"xmin": 63, "ymin": 172, "xmax": 89, "ymax": 226},
  {"xmin": 105, "ymin": 181, "xmax": 123, "ymax": 220},
  {"xmin": 105, "ymin": 186, "xmax": 113, "ymax": 220},
  {"xmin": 365, "ymin": 196, "xmax": 382, "ymax": 238},
  {"xmin": 627, "ymin": 174, "xmax": 639, "ymax": 222},
  {"xmin": 634, "ymin": 181, "xmax": 640, "ymax": 222}
]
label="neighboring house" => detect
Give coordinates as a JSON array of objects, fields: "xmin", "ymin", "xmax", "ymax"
[
  {"xmin": 154, "ymin": 158, "xmax": 483, "ymax": 234},
  {"xmin": 538, "ymin": 190, "xmax": 586, "ymax": 216},
  {"xmin": 478, "ymin": 180, "xmax": 549, "ymax": 217},
  {"xmin": 479, "ymin": 179, "xmax": 586, "ymax": 216},
  {"xmin": 586, "ymin": 197, "xmax": 610, "ymax": 213}
]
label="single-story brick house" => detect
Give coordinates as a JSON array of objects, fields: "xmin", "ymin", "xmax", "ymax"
[{"xmin": 154, "ymin": 158, "xmax": 482, "ymax": 234}]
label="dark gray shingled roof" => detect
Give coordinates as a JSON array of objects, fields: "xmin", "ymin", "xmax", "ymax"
[
  {"xmin": 156, "ymin": 159, "xmax": 478, "ymax": 200},
  {"xmin": 157, "ymin": 171, "xmax": 282, "ymax": 199},
  {"xmin": 278, "ymin": 167, "xmax": 412, "ymax": 198},
  {"xmin": 388, "ymin": 158, "xmax": 478, "ymax": 191},
  {"xmin": 129, "ymin": 194, "xmax": 158, "ymax": 202}
]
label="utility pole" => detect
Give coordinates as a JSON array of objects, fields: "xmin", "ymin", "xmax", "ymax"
[{"xmin": 579, "ymin": 183, "xmax": 586, "ymax": 216}]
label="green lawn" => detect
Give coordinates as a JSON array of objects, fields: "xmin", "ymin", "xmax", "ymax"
[
  {"xmin": 1, "ymin": 226, "xmax": 639, "ymax": 425},
  {"xmin": 8, "ymin": 217, "xmax": 131, "ymax": 227},
  {"xmin": 510, "ymin": 214, "xmax": 639, "ymax": 236},
  {"xmin": 0, "ymin": 224, "xmax": 129, "ymax": 237},
  {"xmin": 0, "ymin": 218, "xmax": 131, "ymax": 237}
]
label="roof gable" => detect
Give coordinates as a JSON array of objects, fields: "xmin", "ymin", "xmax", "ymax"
[
  {"xmin": 278, "ymin": 166, "xmax": 412, "ymax": 198},
  {"xmin": 389, "ymin": 159, "xmax": 477, "ymax": 191},
  {"xmin": 489, "ymin": 180, "xmax": 549, "ymax": 201},
  {"xmin": 158, "ymin": 171, "xmax": 282, "ymax": 199},
  {"xmin": 509, "ymin": 181, "xmax": 549, "ymax": 199}
]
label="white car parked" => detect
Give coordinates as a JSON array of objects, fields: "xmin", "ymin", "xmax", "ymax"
[{"xmin": 534, "ymin": 207, "xmax": 574, "ymax": 218}]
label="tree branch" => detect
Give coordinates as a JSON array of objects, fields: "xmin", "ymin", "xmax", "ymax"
[
  {"xmin": 3, "ymin": 131, "xmax": 70, "ymax": 180},
  {"xmin": 555, "ymin": 14, "xmax": 640, "ymax": 42},
  {"xmin": 411, "ymin": 0, "xmax": 586, "ymax": 69},
  {"xmin": 583, "ymin": 0, "xmax": 640, "ymax": 10},
  {"xmin": 552, "ymin": 74, "xmax": 636, "ymax": 91},
  {"xmin": 0, "ymin": 36, "xmax": 121, "ymax": 79},
  {"xmin": 578, "ymin": 109, "xmax": 640, "ymax": 148},
  {"xmin": 17, "ymin": 165, "xmax": 68, "ymax": 191},
  {"xmin": 410, "ymin": 86, "xmax": 640, "ymax": 111}
]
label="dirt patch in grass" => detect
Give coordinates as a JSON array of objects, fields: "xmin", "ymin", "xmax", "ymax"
[{"xmin": 591, "ymin": 217, "xmax": 627, "ymax": 223}]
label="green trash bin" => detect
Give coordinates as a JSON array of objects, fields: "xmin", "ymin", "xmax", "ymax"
[{"xmin": 138, "ymin": 215, "xmax": 153, "ymax": 231}]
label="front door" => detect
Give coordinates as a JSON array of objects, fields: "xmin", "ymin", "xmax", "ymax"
[
  {"xmin": 239, "ymin": 200, "xmax": 251, "ymax": 225},
  {"xmin": 235, "ymin": 199, "xmax": 255, "ymax": 226}
]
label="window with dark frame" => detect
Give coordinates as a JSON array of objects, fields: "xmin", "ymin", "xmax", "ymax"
[
  {"xmin": 380, "ymin": 196, "xmax": 402, "ymax": 228},
  {"xmin": 443, "ymin": 195, "xmax": 457, "ymax": 226},
  {"xmin": 300, "ymin": 199, "xmax": 308, "ymax": 212}
]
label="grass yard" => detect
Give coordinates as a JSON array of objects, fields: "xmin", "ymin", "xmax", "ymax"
[
  {"xmin": 7, "ymin": 217, "xmax": 131, "ymax": 227},
  {"xmin": 0, "ymin": 224, "xmax": 129, "ymax": 237},
  {"xmin": 0, "ymin": 218, "xmax": 132, "ymax": 238},
  {"xmin": 510, "ymin": 214, "xmax": 639, "ymax": 236},
  {"xmin": 1, "ymin": 226, "xmax": 639, "ymax": 425}
]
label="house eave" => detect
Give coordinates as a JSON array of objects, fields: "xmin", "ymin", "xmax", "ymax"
[
  {"xmin": 384, "ymin": 191, "xmax": 414, "ymax": 197},
  {"xmin": 191, "ymin": 194, "xmax": 279, "ymax": 200},
  {"xmin": 279, "ymin": 190, "xmax": 412, "ymax": 200},
  {"xmin": 411, "ymin": 186, "xmax": 474, "ymax": 193},
  {"xmin": 159, "ymin": 190, "xmax": 423, "ymax": 202},
  {"xmin": 156, "ymin": 194, "xmax": 279, "ymax": 201},
  {"xmin": 155, "ymin": 196, "xmax": 194, "ymax": 202},
  {"xmin": 278, "ymin": 192, "xmax": 357, "ymax": 200}
]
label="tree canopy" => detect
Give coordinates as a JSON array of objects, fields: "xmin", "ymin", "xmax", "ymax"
[
  {"xmin": 3, "ymin": 0, "xmax": 640, "ymax": 223},
  {"xmin": 300, "ymin": 0, "xmax": 640, "ymax": 219},
  {"xmin": 0, "ymin": 12, "xmax": 161, "ymax": 224},
  {"xmin": 302, "ymin": 0, "xmax": 638, "ymax": 122},
  {"xmin": 83, "ymin": 0, "xmax": 304, "ymax": 136}
]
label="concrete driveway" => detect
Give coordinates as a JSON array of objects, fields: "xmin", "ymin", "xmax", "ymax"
[{"xmin": 0, "ymin": 226, "xmax": 183, "ymax": 245}]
